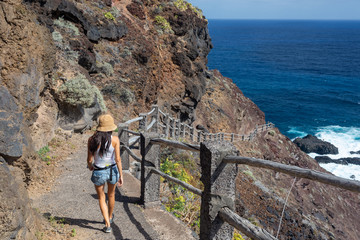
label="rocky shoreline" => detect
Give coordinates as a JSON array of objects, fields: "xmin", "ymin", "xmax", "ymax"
[{"xmin": 293, "ymin": 134, "xmax": 360, "ymax": 166}]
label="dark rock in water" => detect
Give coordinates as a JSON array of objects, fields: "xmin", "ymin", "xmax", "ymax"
[
  {"xmin": 350, "ymin": 175, "xmax": 355, "ymax": 180},
  {"xmin": 350, "ymin": 150, "xmax": 360, "ymax": 154},
  {"xmin": 0, "ymin": 86, "xmax": 23, "ymax": 160},
  {"xmin": 293, "ymin": 135, "xmax": 338, "ymax": 155},
  {"xmin": 315, "ymin": 156, "xmax": 348, "ymax": 165},
  {"xmin": 338, "ymin": 157, "xmax": 360, "ymax": 165},
  {"xmin": 315, "ymin": 156, "xmax": 360, "ymax": 166}
]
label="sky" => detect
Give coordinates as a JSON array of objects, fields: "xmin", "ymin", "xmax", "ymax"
[{"xmin": 187, "ymin": 0, "xmax": 360, "ymax": 20}]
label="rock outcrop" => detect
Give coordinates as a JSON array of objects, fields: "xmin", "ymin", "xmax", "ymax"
[
  {"xmin": 293, "ymin": 134, "xmax": 339, "ymax": 154},
  {"xmin": 0, "ymin": 157, "xmax": 40, "ymax": 239}
]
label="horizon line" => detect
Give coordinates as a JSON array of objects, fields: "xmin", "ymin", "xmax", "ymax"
[{"xmin": 206, "ymin": 18, "xmax": 360, "ymax": 21}]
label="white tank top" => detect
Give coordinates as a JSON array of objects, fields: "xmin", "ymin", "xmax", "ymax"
[{"xmin": 93, "ymin": 136, "xmax": 116, "ymax": 168}]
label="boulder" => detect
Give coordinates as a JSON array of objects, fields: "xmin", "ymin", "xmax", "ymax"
[
  {"xmin": 293, "ymin": 135, "xmax": 338, "ymax": 155},
  {"xmin": 0, "ymin": 86, "xmax": 23, "ymax": 160},
  {"xmin": 350, "ymin": 150, "xmax": 360, "ymax": 155}
]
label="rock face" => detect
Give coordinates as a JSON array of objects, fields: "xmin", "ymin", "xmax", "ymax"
[
  {"xmin": 0, "ymin": 157, "xmax": 39, "ymax": 239},
  {"xmin": 293, "ymin": 134, "xmax": 339, "ymax": 154},
  {"xmin": 0, "ymin": 86, "xmax": 23, "ymax": 159}
]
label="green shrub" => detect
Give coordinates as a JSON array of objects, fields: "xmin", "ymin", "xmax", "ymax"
[
  {"xmin": 58, "ymin": 74, "xmax": 106, "ymax": 112},
  {"xmin": 174, "ymin": 0, "xmax": 187, "ymax": 11},
  {"xmin": 154, "ymin": 15, "xmax": 174, "ymax": 34},
  {"xmin": 37, "ymin": 146, "xmax": 51, "ymax": 164},
  {"xmin": 104, "ymin": 12, "xmax": 115, "ymax": 21},
  {"xmin": 173, "ymin": 0, "xmax": 204, "ymax": 18}
]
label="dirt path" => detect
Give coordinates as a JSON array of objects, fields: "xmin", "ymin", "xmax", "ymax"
[{"xmin": 31, "ymin": 135, "xmax": 196, "ymax": 240}]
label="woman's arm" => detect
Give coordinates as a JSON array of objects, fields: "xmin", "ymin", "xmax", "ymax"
[
  {"xmin": 113, "ymin": 136, "xmax": 123, "ymax": 187},
  {"xmin": 87, "ymin": 138, "xmax": 94, "ymax": 171}
]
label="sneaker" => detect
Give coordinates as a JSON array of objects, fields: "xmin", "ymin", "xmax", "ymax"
[
  {"xmin": 103, "ymin": 214, "xmax": 115, "ymax": 224},
  {"xmin": 110, "ymin": 213, "xmax": 114, "ymax": 224},
  {"xmin": 103, "ymin": 226, "xmax": 112, "ymax": 233}
]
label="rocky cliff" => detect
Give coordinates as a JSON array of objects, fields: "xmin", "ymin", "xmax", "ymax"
[{"xmin": 0, "ymin": 0, "xmax": 359, "ymax": 239}]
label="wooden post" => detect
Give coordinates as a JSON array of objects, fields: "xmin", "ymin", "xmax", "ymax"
[
  {"xmin": 190, "ymin": 127, "xmax": 194, "ymax": 142},
  {"xmin": 182, "ymin": 124, "xmax": 186, "ymax": 138},
  {"xmin": 140, "ymin": 133, "xmax": 161, "ymax": 208},
  {"xmin": 203, "ymin": 133, "xmax": 207, "ymax": 141},
  {"xmin": 171, "ymin": 118, "xmax": 176, "ymax": 138},
  {"xmin": 197, "ymin": 130, "xmax": 202, "ymax": 143},
  {"xmin": 200, "ymin": 141, "xmax": 238, "ymax": 240},
  {"xmin": 165, "ymin": 114, "xmax": 170, "ymax": 138},
  {"xmin": 118, "ymin": 123, "xmax": 129, "ymax": 170},
  {"xmin": 221, "ymin": 133, "xmax": 224, "ymax": 141},
  {"xmin": 209, "ymin": 134, "xmax": 212, "ymax": 141},
  {"xmin": 176, "ymin": 120, "xmax": 181, "ymax": 140},
  {"xmin": 139, "ymin": 113, "xmax": 147, "ymax": 132},
  {"xmin": 151, "ymin": 105, "xmax": 159, "ymax": 133},
  {"xmin": 231, "ymin": 133, "xmax": 234, "ymax": 143}
]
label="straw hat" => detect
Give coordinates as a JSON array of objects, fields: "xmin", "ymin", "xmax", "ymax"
[{"xmin": 96, "ymin": 114, "xmax": 117, "ymax": 132}]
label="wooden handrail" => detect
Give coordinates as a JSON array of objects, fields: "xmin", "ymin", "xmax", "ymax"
[
  {"xmin": 124, "ymin": 129, "xmax": 141, "ymax": 136},
  {"xmin": 121, "ymin": 145, "xmax": 141, "ymax": 162},
  {"xmin": 148, "ymin": 167, "xmax": 202, "ymax": 196},
  {"xmin": 223, "ymin": 156, "xmax": 360, "ymax": 193},
  {"xmin": 150, "ymin": 138, "xmax": 200, "ymax": 152},
  {"xmin": 125, "ymin": 116, "xmax": 144, "ymax": 125},
  {"xmin": 219, "ymin": 207, "xmax": 276, "ymax": 240}
]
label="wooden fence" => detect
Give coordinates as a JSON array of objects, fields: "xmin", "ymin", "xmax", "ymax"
[{"xmin": 118, "ymin": 105, "xmax": 360, "ymax": 240}]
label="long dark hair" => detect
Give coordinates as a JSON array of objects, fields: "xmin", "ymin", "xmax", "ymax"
[{"xmin": 89, "ymin": 131, "xmax": 112, "ymax": 156}]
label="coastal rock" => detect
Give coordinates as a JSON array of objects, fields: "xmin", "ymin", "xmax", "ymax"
[
  {"xmin": 315, "ymin": 156, "xmax": 348, "ymax": 165},
  {"xmin": 350, "ymin": 150, "xmax": 360, "ymax": 154},
  {"xmin": 314, "ymin": 156, "xmax": 360, "ymax": 166},
  {"xmin": 293, "ymin": 135, "xmax": 338, "ymax": 154}
]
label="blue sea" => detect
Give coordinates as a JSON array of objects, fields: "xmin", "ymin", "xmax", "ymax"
[{"xmin": 207, "ymin": 20, "xmax": 360, "ymax": 179}]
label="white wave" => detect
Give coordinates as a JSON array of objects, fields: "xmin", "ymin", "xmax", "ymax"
[
  {"xmin": 319, "ymin": 163, "xmax": 360, "ymax": 181},
  {"xmin": 314, "ymin": 125, "xmax": 360, "ymax": 159},
  {"xmin": 287, "ymin": 127, "xmax": 307, "ymax": 140}
]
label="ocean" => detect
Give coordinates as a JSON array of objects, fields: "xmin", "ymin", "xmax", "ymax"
[{"xmin": 207, "ymin": 20, "xmax": 360, "ymax": 179}]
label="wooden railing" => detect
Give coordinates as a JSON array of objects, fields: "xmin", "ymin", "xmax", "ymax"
[{"xmin": 118, "ymin": 106, "xmax": 360, "ymax": 240}]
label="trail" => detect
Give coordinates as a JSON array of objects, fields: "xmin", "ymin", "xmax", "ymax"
[{"xmin": 32, "ymin": 135, "xmax": 195, "ymax": 240}]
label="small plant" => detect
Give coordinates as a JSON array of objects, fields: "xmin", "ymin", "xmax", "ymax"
[
  {"xmin": 37, "ymin": 146, "xmax": 51, "ymax": 165},
  {"xmin": 243, "ymin": 170, "xmax": 256, "ymax": 181},
  {"xmin": 71, "ymin": 228, "xmax": 76, "ymax": 237},
  {"xmin": 35, "ymin": 231, "xmax": 44, "ymax": 240},
  {"xmin": 233, "ymin": 230, "xmax": 245, "ymax": 240},
  {"xmin": 154, "ymin": 15, "xmax": 174, "ymax": 34},
  {"xmin": 104, "ymin": 12, "xmax": 115, "ymax": 21}
]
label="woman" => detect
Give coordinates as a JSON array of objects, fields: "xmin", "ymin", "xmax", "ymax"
[{"xmin": 87, "ymin": 114, "xmax": 123, "ymax": 233}]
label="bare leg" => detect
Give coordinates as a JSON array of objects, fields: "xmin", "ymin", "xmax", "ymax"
[
  {"xmin": 95, "ymin": 184, "xmax": 110, "ymax": 227},
  {"xmin": 107, "ymin": 183, "xmax": 117, "ymax": 220}
]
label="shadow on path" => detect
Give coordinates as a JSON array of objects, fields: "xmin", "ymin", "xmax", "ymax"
[{"xmin": 115, "ymin": 187, "xmax": 154, "ymax": 240}]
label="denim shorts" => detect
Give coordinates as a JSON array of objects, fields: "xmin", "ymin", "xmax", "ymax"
[{"xmin": 91, "ymin": 166, "xmax": 119, "ymax": 186}]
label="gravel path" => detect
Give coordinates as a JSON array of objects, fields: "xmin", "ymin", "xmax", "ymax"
[{"xmin": 32, "ymin": 137, "xmax": 196, "ymax": 240}]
